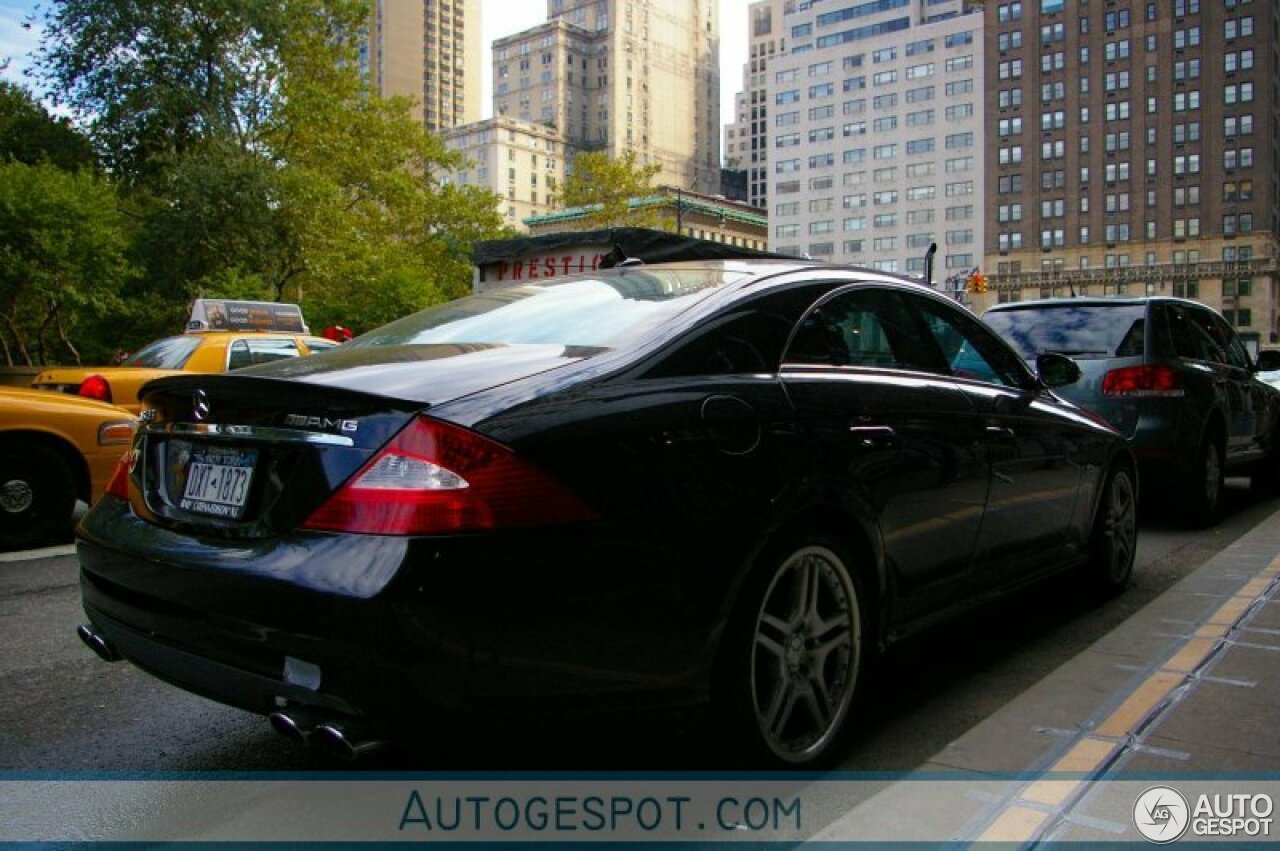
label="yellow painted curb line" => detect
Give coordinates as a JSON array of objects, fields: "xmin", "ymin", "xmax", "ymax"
[{"xmin": 973, "ymin": 553, "xmax": 1280, "ymax": 843}]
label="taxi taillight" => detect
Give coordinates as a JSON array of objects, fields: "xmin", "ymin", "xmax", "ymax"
[{"xmin": 79, "ymin": 374, "xmax": 112, "ymax": 403}]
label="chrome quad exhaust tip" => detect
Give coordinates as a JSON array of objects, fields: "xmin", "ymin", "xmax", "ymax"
[{"xmin": 311, "ymin": 720, "xmax": 386, "ymax": 762}]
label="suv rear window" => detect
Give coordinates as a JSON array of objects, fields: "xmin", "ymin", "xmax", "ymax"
[{"xmin": 983, "ymin": 304, "xmax": 1147, "ymax": 361}]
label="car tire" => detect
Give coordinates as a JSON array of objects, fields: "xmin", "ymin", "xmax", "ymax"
[
  {"xmin": 1087, "ymin": 465, "xmax": 1137, "ymax": 595},
  {"xmin": 717, "ymin": 535, "xmax": 866, "ymax": 768},
  {"xmin": 0, "ymin": 439, "xmax": 76, "ymax": 550},
  {"xmin": 1180, "ymin": 434, "xmax": 1224, "ymax": 527},
  {"xmin": 1249, "ymin": 443, "xmax": 1280, "ymax": 498}
]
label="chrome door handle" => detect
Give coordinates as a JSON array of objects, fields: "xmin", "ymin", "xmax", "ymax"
[
  {"xmin": 849, "ymin": 425, "xmax": 897, "ymax": 447},
  {"xmin": 986, "ymin": 426, "xmax": 1017, "ymax": 439}
]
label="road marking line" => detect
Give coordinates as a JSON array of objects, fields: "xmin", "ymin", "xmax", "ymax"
[{"xmin": 0, "ymin": 544, "xmax": 76, "ymax": 563}]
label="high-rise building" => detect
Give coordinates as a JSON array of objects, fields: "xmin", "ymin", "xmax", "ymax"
[
  {"xmin": 724, "ymin": 0, "xmax": 788, "ymax": 211},
  {"xmin": 986, "ymin": 1, "xmax": 1280, "ymax": 348},
  {"xmin": 361, "ymin": 0, "xmax": 483, "ymax": 132},
  {"xmin": 492, "ymin": 0, "xmax": 721, "ymax": 194},
  {"xmin": 443, "ymin": 116, "xmax": 567, "ymax": 230},
  {"xmin": 757, "ymin": 0, "xmax": 985, "ymax": 281}
]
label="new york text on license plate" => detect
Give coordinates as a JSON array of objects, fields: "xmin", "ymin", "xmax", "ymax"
[{"xmin": 180, "ymin": 448, "xmax": 257, "ymax": 518}]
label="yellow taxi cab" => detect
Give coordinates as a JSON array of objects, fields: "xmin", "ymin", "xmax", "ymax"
[
  {"xmin": 32, "ymin": 300, "xmax": 340, "ymax": 415},
  {"xmin": 0, "ymin": 386, "xmax": 135, "ymax": 550}
]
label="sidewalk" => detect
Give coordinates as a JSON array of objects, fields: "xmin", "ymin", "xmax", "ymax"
[{"xmin": 816, "ymin": 503, "xmax": 1280, "ymax": 843}]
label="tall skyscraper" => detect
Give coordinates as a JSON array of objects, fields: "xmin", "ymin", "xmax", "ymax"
[
  {"xmin": 361, "ymin": 0, "xmax": 483, "ymax": 132},
  {"xmin": 986, "ymin": 1, "xmax": 1280, "ymax": 347},
  {"xmin": 492, "ymin": 0, "xmax": 721, "ymax": 194},
  {"xmin": 724, "ymin": 0, "xmax": 789, "ymax": 211},
  {"xmin": 751, "ymin": 0, "xmax": 985, "ymax": 280}
]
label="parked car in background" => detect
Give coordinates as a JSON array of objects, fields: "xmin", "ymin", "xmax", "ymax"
[
  {"xmin": 983, "ymin": 297, "xmax": 1280, "ymax": 524},
  {"xmin": 0, "ymin": 387, "xmax": 135, "ymax": 549},
  {"xmin": 75, "ymin": 261, "xmax": 1136, "ymax": 768},
  {"xmin": 32, "ymin": 300, "xmax": 340, "ymax": 415}
]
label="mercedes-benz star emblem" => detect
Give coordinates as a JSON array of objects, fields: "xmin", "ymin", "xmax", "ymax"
[{"xmin": 192, "ymin": 389, "xmax": 211, "ymax": 422}]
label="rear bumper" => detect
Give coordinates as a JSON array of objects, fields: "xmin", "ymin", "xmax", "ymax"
[{"xmin": 76, "ymin": 498, "xmax": 719, "ymax": 723}]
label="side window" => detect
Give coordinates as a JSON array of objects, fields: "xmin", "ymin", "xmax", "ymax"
[
  {"xmin": 912, "ymin": 296, "xmax": 1032, "ymax": 389},
  {"xmin": 647, "ymin": 285, "xmax": 829, "ymax": 378},
  {"xmin": 784, "ymin": 287, "xmax": 940, "ymax": 371},
  {"xmin": 1209, "ymin": 314, "xmax": 1251, "ymax": 370},
  {"xmin": 228, "ymin": 338, "xmax": 302, "ymax": 370},
  {"xmin": 227, "ymin": 340, "xmax": 252, "ymax": 371},
  {"xmin": 1168, "ymin": 305, "xmax": 1227, "ymax": 363}
]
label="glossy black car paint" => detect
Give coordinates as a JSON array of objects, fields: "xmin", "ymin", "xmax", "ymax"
[{"xmin": 77, "ymin": 262, "xmax": 1133, "ymax": 752}]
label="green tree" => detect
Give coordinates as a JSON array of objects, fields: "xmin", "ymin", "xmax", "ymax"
[
  {"xmin": 559, "ymin": 150, "xmax": 664, "ymax": 230},
  {"xmin": 33, "ymin": 0, "xmax": 508, "ymax": 343},
  {"xmin": 0, "ymin": 81, "xmax": 96, "ymax": 170},
  {"xmin": 0, "ymin": 161, "xmax": 130, "ymax": 365}
]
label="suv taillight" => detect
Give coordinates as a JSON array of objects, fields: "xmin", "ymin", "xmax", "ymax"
[
  {"xmin": 1102, "ymin": 364, "xmax": 1185, "ymax": 397},
  {"xmin": 302, "ymin": 416, "xmax": 594, "ymax": 535}
]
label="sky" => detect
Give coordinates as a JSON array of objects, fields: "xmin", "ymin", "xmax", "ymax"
[{"xmin": 0, "ymin": 0, "xmax": 753, "ymax": 129}]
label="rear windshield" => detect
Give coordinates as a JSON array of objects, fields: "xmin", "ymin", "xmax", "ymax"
[
  {"xmin": 349, "ymin": 268, "xmax": 741, "ymax": 350},
  {"xmin": 983, "ymin": 304, "xmax": 1147, "ymax": 361},
  {"xmin": 123, "ymin": 335, "xmax": 203, "ymax": 369}
]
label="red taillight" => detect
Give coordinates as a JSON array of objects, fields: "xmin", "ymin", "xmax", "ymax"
[
  {"xmin": 104, "ymin": 450, "xmax": 132, "ymax": 500},
  {"xmin": 1102, "ymin": 364, "xmax": 1184, "ymax": 397},
  {"xmin": 78, "ymin": 374, "xmax": 112, "ymax": 403},
  {"xmin": 302, "ymin": 416, "xmax": 595, "ymax": 535}
]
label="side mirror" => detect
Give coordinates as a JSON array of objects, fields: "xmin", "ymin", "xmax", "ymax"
[{"xmin": 1036, "ymin": 352, "xmax": 1082, "ymax": 388}]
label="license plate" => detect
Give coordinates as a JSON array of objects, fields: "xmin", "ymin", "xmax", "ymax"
[{"xmin": 179, "ymin": 448, "xmax": 257, "ymax": 519}]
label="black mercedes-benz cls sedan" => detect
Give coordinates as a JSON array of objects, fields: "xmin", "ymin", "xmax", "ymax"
[{"xmin": 76, "ymin": 260, "xmax": 1136, "ymax": 767}]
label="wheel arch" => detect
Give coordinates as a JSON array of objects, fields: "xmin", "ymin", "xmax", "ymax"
[
  {"xmin": 0, "ymin": 429, "xmax": 91, "ymax": 504},
  {"xmin": 713, "ymin": 503, "xmax": 887, "ymax": 665}
]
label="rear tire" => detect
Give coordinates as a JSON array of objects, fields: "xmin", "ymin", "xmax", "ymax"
[
  {"xmin": 1087, "ymin": 465, "xmax": 1137, "ymax": 595},
  {"xmin": 717, "ymin": 534, "xmax": 866, "ymax": 768},
  {"xmin": 1249, "ymin": 443, "xmax": 1280, "ymax": 498},
  {"xmin": 0, "ymin": 439, "xmax": 76, "ymax": 550},
  {"xmin": 1180, "ymin": 435, "xmax": 1223, "ymax": 527}
]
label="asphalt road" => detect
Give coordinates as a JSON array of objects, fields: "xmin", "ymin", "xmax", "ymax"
[{"xmin": 1, "ymin": 482, "xmax": 1276, "ymax": 773}]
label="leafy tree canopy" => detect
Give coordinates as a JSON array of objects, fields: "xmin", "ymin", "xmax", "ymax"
[
  {"xmin": 0, "ymin": 80, "xmax": 96, "ymax": 170},
  {"xmin": 559, "ymin": 150, "xmax": 664, "ymax": 230},
  {"xmin": 0, "ymin": 160, "xmax": 130, "ymax": 365},
  {"xmin": 29, "ymin": 0, "xmax": 509, "ymax": 348}
]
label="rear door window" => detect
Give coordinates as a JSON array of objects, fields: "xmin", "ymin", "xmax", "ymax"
[
  {"xmin": 227, "ymin": 338, "xmax": 302, "ymax": 370},
  {"xmin": 1166, "ymin": 304, "xmax": 1228, "ymax": 364}
]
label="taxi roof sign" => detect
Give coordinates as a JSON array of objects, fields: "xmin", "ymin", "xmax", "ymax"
[{"xmin": 186, "ymin": 299, "xmax": 308, "ymax": 334}]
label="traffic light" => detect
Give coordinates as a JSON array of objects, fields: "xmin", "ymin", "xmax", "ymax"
[{"xmin": 965, "ymin": 271, "xmax": 987, "ymax": 294}]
